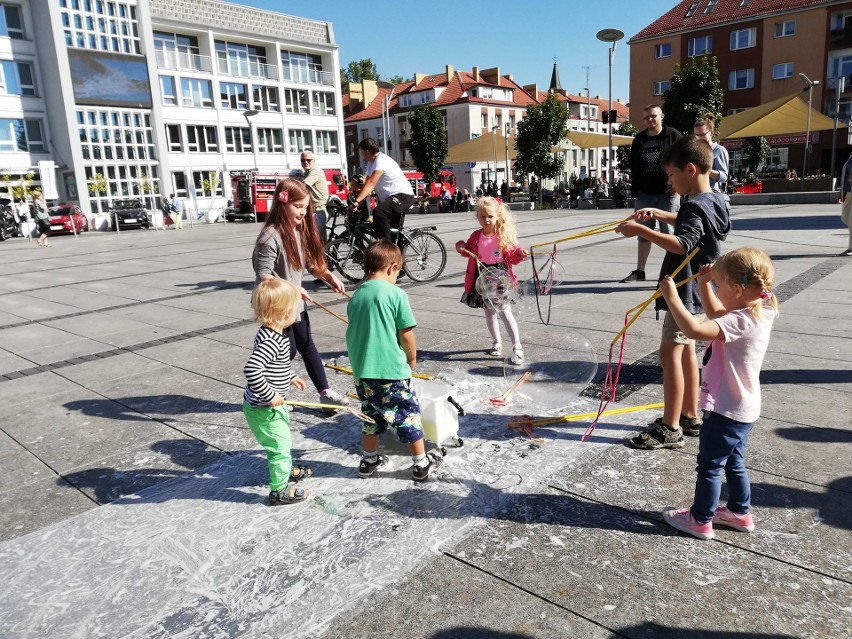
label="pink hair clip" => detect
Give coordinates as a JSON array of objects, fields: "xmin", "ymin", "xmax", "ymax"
[
  {"xmin": 759, "ymin": 289, "xmax": 772, "ymax": 299},
  {"xmin": 278, "ymin": 191, "xmax": 289, "ymax": 203}
]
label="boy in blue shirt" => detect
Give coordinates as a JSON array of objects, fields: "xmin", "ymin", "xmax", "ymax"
[{"xmin": 346, "ymin": 240, "xmax": 441, "ymax": 480}]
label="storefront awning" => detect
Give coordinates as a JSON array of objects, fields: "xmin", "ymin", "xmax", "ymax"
[
  {"xmin": 444, "ymin": 132, "xmax": 517, "ymax": 164},
  {"xmin": 717, "ymin": 92, "xmax": 841, "ymax": 140},
  {"xmin": 565, "ymin": 130, "xmax": 635, "ymax": 149}
]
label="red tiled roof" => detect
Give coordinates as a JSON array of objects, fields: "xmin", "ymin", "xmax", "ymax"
[
  {"xmin": 344, "ymin": 81, "xmax": 414, "ymax": 122},
  {"xmin": 631, "ymin": 0, "xmax": 826, "ymax": 41}
]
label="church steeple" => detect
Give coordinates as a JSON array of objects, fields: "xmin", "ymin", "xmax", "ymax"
[{"xmin": 548, "ymin": 61, "xmax": 563, "ymax": 94}]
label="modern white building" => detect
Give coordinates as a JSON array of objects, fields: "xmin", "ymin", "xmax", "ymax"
[{"xmin": 1, "ymin": 0, "xmax": 345, "ymax": 219}]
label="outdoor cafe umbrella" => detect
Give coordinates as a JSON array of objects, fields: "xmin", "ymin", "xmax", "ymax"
[
  {"xmin": 716, "ymin": 92, "xmax": 840, "ymax": 139},
  {"xmin": 564, "ymin": 130, "xmax": 635, "ymax": 149},
  {"xmin": 444, "ymin": 131, "xmax": 517, "ymax": 164}
]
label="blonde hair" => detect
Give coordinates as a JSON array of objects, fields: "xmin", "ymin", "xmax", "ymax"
[
  {"xmin": 713, "ymin": 247, "xmax": 779, "ymax": 318},
  {"xmin": 252, "ymin": 279, "xmax": 300, "ymax": 329},
  {"xmin": 475, "ymin": 196, "xmax": 518, "ymax": 252}
]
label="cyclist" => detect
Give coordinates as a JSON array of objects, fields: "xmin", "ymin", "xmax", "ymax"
[{"xmin": 349, "ymin": 138, "xmax": 415, "ymax": 242}]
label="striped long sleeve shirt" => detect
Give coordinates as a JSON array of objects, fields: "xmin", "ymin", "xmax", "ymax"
[{"xmin": 243, "ymin": 326, "xmax": 293, "ymax": 408}]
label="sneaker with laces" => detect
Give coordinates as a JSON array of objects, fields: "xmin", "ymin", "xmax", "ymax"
[
  {"xmin": 319, "ymin": 388, "xmax": 349, "ymax": 406},
  {"xmin": 358, "ymin": 455, "xmax": 389, "ymax": 478},
  {"xmin": 411, "ymin": 452, "xmax": 443, "ymax": 482},
  {"xmin": 653, "ymin": 415, "xmax": 702, "ymax": 436},
  {"xmin": 662, "ymin": 507, "xmax": 714, "ymax": 540},
  {"xmin": 509, "ymin": 348, "xmax": 525, "ymax": 365},
  {"xmin": 620, "ymin": 269, "xmax": 646, "ymax": 283},
  {"xmin": 630, "ymin": 423, "xmax": 685, "ymax": 449},
  {"xmin": 713, "ymin": 507, "xmax": 755, "ymax": 532},
  {"xmin": 488, "ymin": 343, "xmax": 502, "ymax": 357}
]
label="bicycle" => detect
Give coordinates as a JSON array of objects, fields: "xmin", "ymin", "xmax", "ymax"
[{"xmin": 323, "ymin": 201, "xmax": 447, "ymax": 283}]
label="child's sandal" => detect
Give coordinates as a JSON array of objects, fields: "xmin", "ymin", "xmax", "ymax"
[
  {"xmin": 269, "ymin": 485, "xmax": 308, "ymax": 506},
  {"xmin": 289, "ymin": 465, "xmax": 313, "ymax": 482}
]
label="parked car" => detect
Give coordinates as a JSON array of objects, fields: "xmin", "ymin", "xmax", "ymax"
[
  {"xmin": 224, "ymin": 200, "xmax": 255, "ymax": 223},
  {"xmin": 0, "ymin": 201, "xmax": 23, "ymax": 241},
  {"xmin": 110, "ymin": 199, "xmax": 151, "ymax": 230},
  {"xmin": 48, "ymin": 204, "xmax": 89, "ymax": 234}
]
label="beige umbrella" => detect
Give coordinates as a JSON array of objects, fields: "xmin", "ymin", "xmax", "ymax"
[
  {"xmin": 717, "ymin": 92, "xmax": 840, "ymax": 139},
  {"xmin": 444, "ymin": 131, "xmax": 517, "ymax": 164},
  {"xmin": 565, "ymin": 130, "xmax": 635, "ymax": 148}
]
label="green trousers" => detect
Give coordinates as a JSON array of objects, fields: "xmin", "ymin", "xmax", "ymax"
[{"xmin": 242, "ymin": 402, "xmax": 292, "ymax": 492}]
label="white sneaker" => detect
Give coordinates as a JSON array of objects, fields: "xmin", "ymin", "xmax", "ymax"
[
  {"xmin": 319, "ymin": 388, "xmax": 349, "ymax": 405},
  {"xmin": 488, "ymin": 343, "xmax": 502, "ymax": 357},
  {"xmin": 509, "ymin": 348, "xmax": 525, "ymax": 365}
]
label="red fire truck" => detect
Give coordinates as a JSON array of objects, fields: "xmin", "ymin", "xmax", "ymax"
[
  {"xmin": 402, "ymin": 169, "xmax": 456, "ymax": 198},
  {"xmin": 227, "ymin": 169, "xmax": 348, "ymax": 222}
]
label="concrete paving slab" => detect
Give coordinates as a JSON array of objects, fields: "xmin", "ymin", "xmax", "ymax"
[
  {"xmin": 0, "ymin": 348, "xmax": 38, "ymax": 376},
  {"xmin": 0, "ymin": 476, "xmax": 96, "ymax": 541},
  {"xmin": 0, "ymin": 294, "xmax": 84, "ymax": 321},
  {"xmin": 0, "ymin": 430, "xmax": 50, "ymax": 492}
]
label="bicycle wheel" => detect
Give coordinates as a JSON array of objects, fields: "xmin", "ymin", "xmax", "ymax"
[
  {"xmin": 401, "ymin": 230, "xmax": 446, "ymax": 282},
  {"xmin": 325, "ymin": 237, "xmax": 365, "ymax": 283}
]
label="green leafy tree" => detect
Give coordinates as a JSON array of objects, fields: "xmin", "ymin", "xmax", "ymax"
[
  {"xmin": 615, "ymin": 121, "xmax": 638, "ymax": 177},
  {"xmin": 743, "ymin": 136, "xmax": 770, "ymax": 172},
  {"xmin": 661, "ymin": 54, "xmax": 724, "ymax": 135},
  {"xmin": 514, "ymin": 92, "xmax": 569, "ymax": 201},
  {"xmin": 406, "ymin": 105, "xmax": 448, "ymax": 184},
  {"xmin": 340, "ymin": 58, "xmax": 380, "ymax": 93},
  {"xmin": 387, "ymin": 74, "xmax": 407, "ymax": 85}
]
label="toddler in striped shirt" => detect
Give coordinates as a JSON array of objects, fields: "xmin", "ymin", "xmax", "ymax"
[{"xmin": 243, "ymin": 278, "xmax": 310, "ymax": 506}]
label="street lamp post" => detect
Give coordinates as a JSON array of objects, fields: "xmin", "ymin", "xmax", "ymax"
[
  {"xmin": 799, "ymin": 73, "xmax": 819, "ymax": 188},
  {"xmin": 242, "ymin": 109, "xmax": 260, "ymax": 172},
  {"xmin": 596, "ymin": 28, "xmax": 625, "ymax": 186},
  {"xmin": 505, "ymin": 122, "xmax": 511, "ymax": 187},
  {"xmin": 491, "ymin": 124, "xmax": 499, "ymax": 184}
]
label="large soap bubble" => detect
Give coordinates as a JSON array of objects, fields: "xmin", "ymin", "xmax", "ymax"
[{"xmin": 501, "ymin": 329, "xmax": 598, "ymax": 411}]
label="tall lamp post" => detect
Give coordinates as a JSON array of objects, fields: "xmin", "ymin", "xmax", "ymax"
[
  {"xmin": 596, "ymin": 28, "xmax": 624, "ymax": 186},
  {"xmin": 799, "ymin": 73, "xmax": 819, "ymax": 188},
  {"xmin": 491, "ymin": 124, "xmax": 499, "ymax": 184},
  {"xmin": 242, "ymin": 109, "xmax": 260, "ymax": 172},
  {"xmin": 505, "ymin": 121, "xmax": 512, "ymax": 187}
]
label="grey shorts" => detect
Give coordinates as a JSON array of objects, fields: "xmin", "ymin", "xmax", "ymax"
[
  {"xmin": 635, "ymin": 192, "xmax": 679, "ymax": 242},
  {"xmin": 661, "ymin": 310, "xmax": 705, "ymax": 345}
]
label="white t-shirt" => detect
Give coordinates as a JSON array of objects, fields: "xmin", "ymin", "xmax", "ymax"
[
  {"xmin": 366, "ymin": 152, "xmax": 413, "ymax": 200},
  {"xmin": 700, "ymin": 307, "xmax": 776, "ymax": 423}
]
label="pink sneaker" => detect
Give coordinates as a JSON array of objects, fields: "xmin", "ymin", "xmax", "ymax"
[
  {"xmin": 713, "ymin": 507, "xmax": 755, "ymax": 532},
  {"xmin": 662, "ymin": 508, "xmax": 714, "ymax": 540}
]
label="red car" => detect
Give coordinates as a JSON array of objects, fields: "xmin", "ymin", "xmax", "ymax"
[{"xmin": 49, "ymin": 204, "xmax": 89, "ymax": 234}]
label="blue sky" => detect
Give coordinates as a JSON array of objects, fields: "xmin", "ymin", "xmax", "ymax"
[{"xmin": 246, "ymin": 0, "xmax": 679, "ymax": 102}]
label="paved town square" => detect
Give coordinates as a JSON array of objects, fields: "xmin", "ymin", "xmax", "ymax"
[{"xmin": 0, "ymin": 205, "xmax": 849, "ymax": 638}]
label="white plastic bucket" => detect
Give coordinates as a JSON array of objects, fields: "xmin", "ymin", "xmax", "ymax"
[{"xmin": 411, "ymin": 378, "xmax": 462, "ymax": 446}]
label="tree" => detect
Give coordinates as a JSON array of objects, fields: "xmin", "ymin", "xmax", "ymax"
[
  {"xmin": 340, "ymin": 58, "xmax": 380, "ymax": 93},
  {"xmin": 615, "ymin": 121, "xmax": 638, "ymax": 177},
  {"xmin": 662, "ymin": 54, "xmax": 724, "ymax": 135},
  {"xmin": 743, "ymin": 136, "xmax": 769, "ymax": 172},
  {"xmin": 406, "ymin": 105, "xmax": 448, "ymax": 184},
  {"xmin": 387, "ymin": 74, "xmax": 408, "ymax": 85},
  {"xmin": 514, "ymin": 92, "xmax": 569, "ymax": 201}
]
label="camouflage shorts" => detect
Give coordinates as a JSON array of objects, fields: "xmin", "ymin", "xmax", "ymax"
[{"xmin": 356, "ymin": 379, "xmax": 424, "ymax": 444}]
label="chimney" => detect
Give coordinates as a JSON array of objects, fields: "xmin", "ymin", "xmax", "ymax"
[
  {"xmin": 414, "ymin": 72, "xmax": 426, "ymax": 86},
  {"xmin": 481, "ymin": 66, "xmax": 500, "ymax": 86},
  {"xmin": 362, "ymin": 79, "xmax": 378, "ymax": 109},
  {"xmin": 506, "ymin": 74, "xmax": 513, "ymax": 81},
  {"xmin": 472, "ymin": 66, "xmax": 480, "ymax": 82},
  {"xmin": 445, "ymin": 64, "xmax": 454, "ymax": 80},
  {"xmin": 349, "ymin": 81, "xmax": 364, "ymax": 108},
  {"xmin": 523, "ymin": 83, "xmax": 538, "ymax": 97}
]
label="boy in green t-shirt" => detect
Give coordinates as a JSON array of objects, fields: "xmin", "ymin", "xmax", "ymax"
[{"xmin": 346, "ymin": 240, "xmax": 441, "ymax": 481}]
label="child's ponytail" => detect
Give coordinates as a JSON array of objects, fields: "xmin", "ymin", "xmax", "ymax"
[{"xmin": 714, "ymin": 247, "xmax": 779, "ymax": 319}]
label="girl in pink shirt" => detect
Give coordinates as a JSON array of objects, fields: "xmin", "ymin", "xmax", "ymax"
[
  {"xmin": 455, "ymin": 197, "xmax": 528, "ymax": 364},
  {"xmin": 657, "ymin": 247, "xmax": 778, "ymax": 539}
]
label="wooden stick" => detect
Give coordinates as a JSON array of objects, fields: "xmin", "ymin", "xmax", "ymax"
[
  {"xmin": 312, "ymin": 298, "xmax": 348, "ymax": 324},
  {"xmin": 508, "ymin": 401, "xmax": 665, "ymax": 428},
  {"xmin": 324, "ymin": 362, "xmax": 436, "ymax": 381},
  {"xmin": 281, "ymin": 400, "xmax": 374, "ymax": 423},
  {"xmin": 529, "ymin": 215, "xmax": 633, "ymax": 249}
]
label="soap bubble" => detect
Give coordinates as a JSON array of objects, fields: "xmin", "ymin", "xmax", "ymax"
[{"xmin": 474, "ymin": 266, "xmax": 521, "ymax": 309}]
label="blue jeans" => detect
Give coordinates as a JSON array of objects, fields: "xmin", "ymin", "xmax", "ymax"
[{"xmin": 691, "ymin": 411, "xmax": 755, "ymax": 524}]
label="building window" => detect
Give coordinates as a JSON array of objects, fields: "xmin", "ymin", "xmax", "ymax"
[
  {"xmin": 220, "ymin": 81, "xmax": 248, "ymax": 109},
  {"xmin": 654, "ymin": 43, "xmax": 672, "ymax": 59},
  {"xmin": 0, "ymin": 61, "xmax": 36, "ymax": 95},
  {"xmin": 215, "ymin": 40, "xmax": 270, "ymax": 79},
  {"xmin": 58, "ymin": 0, "xmax": 140, "ymax": 53},
  {"xmin": 687, "ymin": 35, "xmax": 712, "ymax": 56},
  {"xmin": 730, "ymin": 28, "xmax": 756, "ymax": 50},
  {"xmin": 288, "ymin": 128, "xmax": 312, "ymax": 153},
  {"xmin": 480, "ymin": 113, "xmax": 488, "ymax": 127},
  {"xmin": 186, "ymin": 125, "xmax": 218, "ymax": 152},
  {"xmin": 252, "ymin": 85, "xmax": 279, "ymax": 112},
  {"xmin": 257, "ymin": 128, "xmax": 283, "ymax": 153},
  {"xmin": 704, "ymin": 0, "xmax": 719, "ymax": 13},
  {"xmin": 774, "ymin": 21, "xmax": 796, "ymax": 38},
  {"xmin": 224, "ymin": 126, "xmax": 251, "ymax": 153},
  {"xmin": 192, "ymin": 170, "xmax": 223, "ymax": 196},
  {"xmin": 772, "ymin": 63, "xmax": 794, "ymax": 80},
  {"xmin": 728, "ymin": 68, "xmax": 755, "ymax": 90},
  {"xmin": 180, "ymin": 78, "xmax": 213, "ymax": 108},
  {"xmin": 153, "ymin": 31, "xmax": 207, "ymax": 72},
  {"xmin": 314, "ymin": 130, "xmax": 338, "ymax": 154},
  {"xmin": 832, "ymin": 11, "xmax": 852, "ymax": 31},
  {"xmin": 400, "ymin": 95, "xmax": 412, "ymax": 107},
  {"xmin": 165, "ymin": 124, "xmax": 182, "ymax": 152},
  {"xmin": 283, "ymin": 88, "xmax": 309, "ymax": 114},
  {"xmin": 0, "ymin": 118, "xmax": 45, "ymax": 152},
  {"xmin": 281, "ymin": 49, "xmax": 329, "ymax": 85},
  {"xmin": 685, "ymin": 2, "xmax": 699, "ymax": 18},
  {"xmin": 653, "ymin": 80, "xmax": 671, "ymax": 95},
  {"xmin": 312, "ymin": 91, "xmax": 335, "ymax": 116},
  {"xmin": 159, "ymin": 76, "xmax": 176, "ymax": 106},
  {"xmin": 830, "ymin": 53, "xmax": 852, "ymax": 83},
  {"xmin": 0, "ymin": 4, "xmax": 24, "ymax": 39}
]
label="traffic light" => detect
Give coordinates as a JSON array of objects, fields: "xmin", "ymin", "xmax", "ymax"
[{"xmin": 602, "ymin": 110, "xmax": 610, "ymax": 124}]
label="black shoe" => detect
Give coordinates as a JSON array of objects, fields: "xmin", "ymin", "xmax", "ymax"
[
  {"xmin": 620, "ymin": 269, "xmax": 646, "ymax": 283},
  {"xmin": 653, "ymin": 415, "xmax": 702, "ymax": 436},
  {"xmin": 358, "ymin": 455, "xmax": 389, "ymax": 478},
  {"xmin": 412, "ymin": 452, "xmax": 443, "ymax": 482},
  {"xmin": 630, "ymin": 423, "xmax": 684, "ymax": 450}
]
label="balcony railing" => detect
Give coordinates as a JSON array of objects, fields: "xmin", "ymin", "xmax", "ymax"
[
  {"xmin": 154, "ymin": 49, "xmax": 213, "ymax": 73},
  {"xmin": 216, "ymin": 55, "xmax": 278, "ymax": 80},
  {"xmin": 282, "ymin": 66, "xmax": 334, "ymax": 87}
]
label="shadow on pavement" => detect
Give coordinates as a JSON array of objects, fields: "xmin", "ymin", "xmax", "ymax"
[
  {"xmin": 733, "ymin": 215, "xmax": 843, "ymax": 232},
  {"xmin": 775, "ymin": 425, "xmax": 852, "ymax": 444},
  {"xmin": 63, "ymin": 394, "xmax": 242, "ymax": 422},
  {"xmin": 760, "ymin": 368, "xmax": 852, "ymax": 385},
  {"xmin": 430, "ymin": 630, "xmax": 532, "ymax": 639},
  {"xmin": 174, "ymin": 279, "xmax": 253, "ymax": 291},
  {"xmin": 609, "ymin": 623, "xmax": 797, "ymax": 638},
  {"xmin": 752, "ymin": 476, "xmax": 852, "ymax": 530}
]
